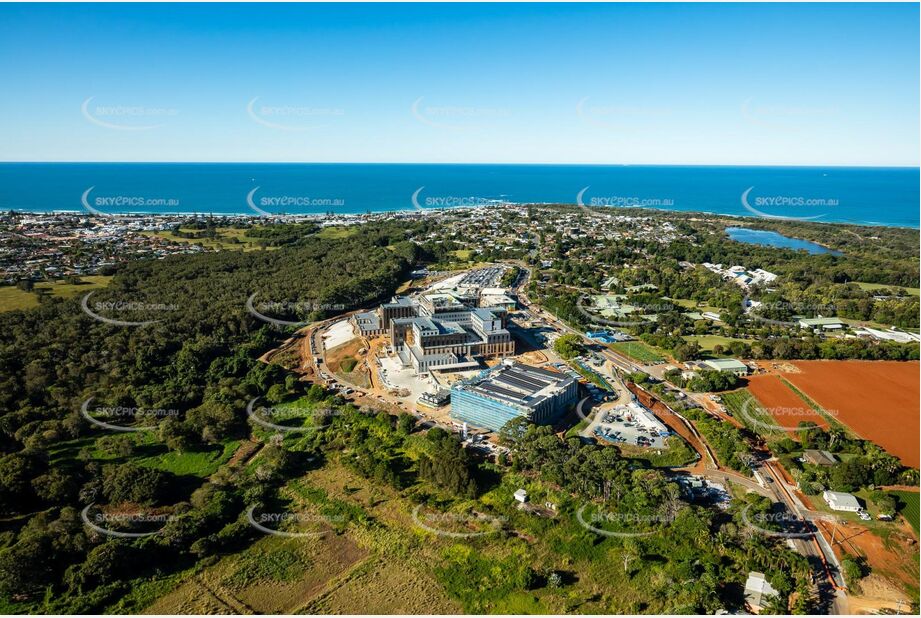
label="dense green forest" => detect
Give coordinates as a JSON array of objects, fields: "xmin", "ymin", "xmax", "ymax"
[
  {"xmin": 0, "ymin": 223, "xmax": 420, "ymax": 609},
  {"xmin": 0, "ymin": 209, "xmax": 916, "ymax": 613}
]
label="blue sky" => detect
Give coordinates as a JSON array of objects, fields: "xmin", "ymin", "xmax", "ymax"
[{"xmin": 0, "ymin": 2, "xmax": 917, "ymax": 165}]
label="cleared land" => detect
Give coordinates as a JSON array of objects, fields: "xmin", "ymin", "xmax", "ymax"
[
  {"xmin": 325, "ymin": 337, "xmax": 371, "ymax": 389},
  {"xmin": 854, "ymin": 281, "xmax": 920, "ymax": 296},
  {"xmin": 145, "ymin": 526, "xmax": 370, "ymax": 614},
  {"xmin": 778, "ymin": 361, "xmax": 919, "ymax": 468},
  {"xmin": 0, "ymin": 275, "xmax": 113, "ymax": 312},
  {"xmin": 682, "ymin": 334, "xmax": 749, "ymax": 354},
  {"xmin": 745, "ymin": 375, "xmax": 829, "ymax": 432},
  {"xmin": 49, "ymin": 433, "xmax": 239, "ymax": 479},
  {"xmin": 610, "ymin": 340, "xmax": 664, "ymax": 363},
  {"xmin": 315, "ymin": 226, "xmax": 358, "ymax": 240},
  {"xmin": 142, "ymin": 227, "xmax": 274, "ymax": 251}
]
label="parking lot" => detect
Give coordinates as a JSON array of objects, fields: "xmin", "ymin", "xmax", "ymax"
[
  {"xmin": 458, "ymin": 266, "xmax": 506, "ymax": 287},
  {"xmin": 584, "ymin": 401, "xmax": 669, "ymax": 448}
]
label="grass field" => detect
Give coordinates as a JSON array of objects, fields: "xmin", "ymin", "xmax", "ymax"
[
  {"xmin": 316, "ymin": 226, "xmax": 358, "ymax": 240},
  {"xmin": 892, "ymin": 491, "xmax": 920, "ymax": 534},
  {"xmin": 610, "ymin": 340, "xmax": 664, "ymax": 363},
  {"xmin": 0, "ymin": 275, "xmax": 113, "ymax": 312},
  {"xmin": 142, "ymin": 227, "xmax": 275, "ymax": 252},
  {"xmin": 0, "ymin": 286, "xmax": 40, "ymax": 311},
  {"xmin": 720, "ymin": 389, "xmax": 781, "ymax": 436},
  {"xmin": 670, "ymin": 298, "xmax": 725, "ymax": 314},
  {"xmin": 136, "ymin": 440, "xmax": 240, "ymax": 477},
  {"xmin": 452, "ymin": 249, "xmax": 474, "ymax": 260},
  {"xmin": 682, "ymin": 334, "xmax": 749, "ymax": 354},
  {"xmin": 146, "ymin": 457, "xmax": 728, "ymax": 615},
  {"xmin": 854, "ymin": 281, "xmax": 920, "ymax": 296},
  {"xmin": 47, "ymin": 433, "xmax": 238, "ymax": 479}
]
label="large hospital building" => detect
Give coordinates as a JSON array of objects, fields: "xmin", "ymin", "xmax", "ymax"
[
  {"xmin": 352, "ymin": 290, "xmax": 515, "ymax": 374},
  {"xmin": 450, "ymin": 361, "xmax": 579, "ymax": 432}
]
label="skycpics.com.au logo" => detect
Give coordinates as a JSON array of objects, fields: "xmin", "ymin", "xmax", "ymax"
[
  {"xmin": 575, "ymin": 186, "xmax": 674, "ymax": 220},
  {"xmin": 411, "ymin": 504, "xmax": 505, "ymax": 538},
  {"xmin": 246, "ymin": 397, "xmax": 343, "ymax": 433},
  {"xmin": 410, "ymin": 97, "xmax": 510, "ymax": 130},
  {"xmin": 576, "ymin": 504, "xmax": 675, "ymax": 538},
  {"xmin": 245, "ymin": 186, "xmax": 345, "ymax": 216},
  {"xmin": 246, "ymin": 97, "xmax": 344, "ymax": 131},
  {"xmin": 81, "ymin": 291, "xmax": 179, "ymax": 327},
  {"xmin": 575, "ymin": 293, "xmax": 672, "ymax": 328},
  {"xmin": 741, "ymin": 186, "xmax": 836, "ymax": 221},
  {"xmin": 736, "ymin": 398, "xmax": 838, "ymax": 434},
  {"xmin": 81, "ymin": 505, "xmax": 173, "ymax": 538},
  {"xmin": 742, "ymin": 297, "xmax": 838, "ymax": 327},
  {"xmin": 80, "ymin": 397, "xmax": 179, "ymax": 433},
  {"xmin": 81, "ymin": 97, "xmax": 178, "ymax": 131},
  {"xmin": 81, "ymin": 186, "xmax": 180, "ymax": 217},
  {"xmin": 739, "ymin": 504, "xmax": 819, "ymax": 540},
  {"xmin": 245, "ymin": 294, "xmax": 345, "ymax": 328},
  {"xmin": 246, "ymin": 505, "xmax": 345, "ymax": 538},
  {"xmin": 410, "ymin": 187, "xmax": 504, "ymax": 211}
]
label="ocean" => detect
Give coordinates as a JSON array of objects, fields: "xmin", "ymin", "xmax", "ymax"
[{"xmin": 0, "ymin": 163, "xmax": 917, "ymax": 227}]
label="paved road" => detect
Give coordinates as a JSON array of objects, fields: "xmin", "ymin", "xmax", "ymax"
[
  {"xmin": 759, "ymin": 461, "xmax": 848, "ymax": 614},
  {"xmin": 691, "ymin": 469, "xmax": 773, "ymax": 498},
  {"xmin": 515, "ymin": 268, "xmax": 848, "ymax": 614}
]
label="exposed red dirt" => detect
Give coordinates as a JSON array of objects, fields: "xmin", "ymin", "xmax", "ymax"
[
  {"xmin": 778, "ymin": 361, "xmax": 919, "ymax": 468},
  {"xmin": 627, "ymin": 382, "xmax": 709, "ymax": 471},
  {"xmin": 747, "ymin": 374, "xmax": 829, "ymax": 430},
  {"xmin": 816, "ymin": 519, "xmax": 920, "ymax": 590}
]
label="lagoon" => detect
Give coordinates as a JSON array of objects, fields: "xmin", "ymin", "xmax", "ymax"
[{"xmin": 725, "ymin": 227, "xmax": 841, "ymax": 255}]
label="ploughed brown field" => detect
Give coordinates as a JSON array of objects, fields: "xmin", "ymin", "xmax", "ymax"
[
  {"xmin": 747, "ymin": 374, "xmax": 829, "ymax": 430},
  {"xmin": 778, "ymin": 361, "xmax": 919, "ymax": 468}
]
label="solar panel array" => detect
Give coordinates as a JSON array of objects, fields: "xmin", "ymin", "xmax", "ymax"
[{"xmin": 467, "ymin": 363, "xmax": 572, "ymax": 407}]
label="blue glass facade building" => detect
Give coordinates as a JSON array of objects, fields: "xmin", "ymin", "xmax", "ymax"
[{"xmin": 450, "ymin": 362, "xmax": 579, "ymax": 432}]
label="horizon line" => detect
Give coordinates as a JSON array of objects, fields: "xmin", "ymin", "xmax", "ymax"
[{"xmin": 1, "ymin": 161, "xmax": 918, "ymax": 169}]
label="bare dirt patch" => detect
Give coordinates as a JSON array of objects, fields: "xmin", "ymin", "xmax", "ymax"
[
  {"xmin": 746, "ymin": 374, "xmax": 828, "ymax": 431},
  {"xmin": 781, "ymin": 361, "xmax": 919, "ymax": 468},
  {"xmin": 816, "ymin": 518, "xmax": 919, "ymax": 593},
  {"xmin": 757, "ymin": 361, "xmax": 801, "ymax": 374},
  {"xmin": 846, "ymin": 573, "xmax": 913, "ymax": 614},
  {"xmin": 326, "ymin": 337, "xmax": 371, "ymax": 388}
]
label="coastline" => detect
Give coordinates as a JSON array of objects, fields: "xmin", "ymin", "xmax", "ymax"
[
  {"xmin": 1, "ymin": 163, "xmax": 917, "ymax": 228},
  {"xmin": 14, "ymin": 203, "xmax": 919, "ymax": 230}
]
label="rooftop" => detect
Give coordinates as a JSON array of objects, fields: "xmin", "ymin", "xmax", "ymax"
[
  {"xmin": 383, "ymin": 295, "xmax": 414, "ymax": 308},
  {"xmin": 803, "ymin": 449, "xmax": 837, "ymax": 466},
  {"xmin": 744, "ymin": 571, "xmax": 778, "ymax": 609},
  {"xmin": 702, "ymin": 358, "xmax": 748, "ymax": 371},
  {"xmin": 799, "ymin": 317, "xmax": 845, "ymax": 326},
  {"xmin": 824, "ymin": 490, "xmax": 861, "ymax": 510},
  {"xmin": 454, "ymin": 362, "xmax": 576, "ymax": 411}
]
